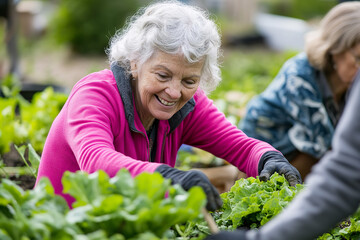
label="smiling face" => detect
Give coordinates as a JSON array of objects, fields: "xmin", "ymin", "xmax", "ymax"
[
  {"xmin": 131, "ymin": 51, "xmax": 204, "ymax": 129},
  {"xmin": 332, "ymin": 42, "xmax": 360, "ymax": 85}
]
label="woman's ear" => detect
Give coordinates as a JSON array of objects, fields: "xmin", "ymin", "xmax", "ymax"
[{"xmin": 130, "ymin": 61, "xmax": 138, "ymax": 79}]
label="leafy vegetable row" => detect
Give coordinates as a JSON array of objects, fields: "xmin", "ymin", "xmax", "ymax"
[
  {"xmin": 0, "ymin": 87, "xmax": 67, "ymax": 154},
  {"xmin": 1, "ymin": 167, "xmax": 359, "ymax": 239},
  {"xmin": 187, "ymin": 173, "xmax": 360, "ymax": 240},
  {"xmin": 0, "ymin": 169, "xmax": 206, "ymax": 240}
]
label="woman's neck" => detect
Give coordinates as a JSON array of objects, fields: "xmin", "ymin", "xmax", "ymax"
[
  {"xmin": 142, "ymin": 117, "xmax": 155, "ymax": 131},
  {"xmin": 327, "ymin": 71, "xmax": 348, "ymax": 103},
  {"xmin": 131, "ymin": 78, "xmax": 155, "ymax": 131}
]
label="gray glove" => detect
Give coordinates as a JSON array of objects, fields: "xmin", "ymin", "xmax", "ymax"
[
  {"xmin": 258, "ymin": 151, "xmax": 302, "ymax": 186},
  {"xmin": 155, "ymin": 164, "xmax": 222, "ymax": 211}
]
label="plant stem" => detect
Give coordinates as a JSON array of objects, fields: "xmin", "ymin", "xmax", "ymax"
[{"xmin": 0, "ymin": 166, "xmax": 33, "ymax": 177}]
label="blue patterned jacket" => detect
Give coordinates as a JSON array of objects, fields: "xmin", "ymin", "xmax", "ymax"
[{"xmin": 239, "ymin": 52, "xmax": 343, "ymax": 159}]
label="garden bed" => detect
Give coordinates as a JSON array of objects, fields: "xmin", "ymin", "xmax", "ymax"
[{"xmin": 1, "ymin": 144, "xmax": 36, "ymax": 190}]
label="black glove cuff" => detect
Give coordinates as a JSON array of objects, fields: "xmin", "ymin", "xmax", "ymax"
[
  {"xmin": 155, "ymin": 164, "xmax": 183, "ymax": 185},
  {"xmin": 258, "ymin": 151, "xmax": 285, "ymax": 174},
  {"xmin": 155, "ymin": 164, "xmax": 209, "ymax": 188},
  {"xmin": 155, "ymin": 164, "xmax": 173, "ymax": 175}
]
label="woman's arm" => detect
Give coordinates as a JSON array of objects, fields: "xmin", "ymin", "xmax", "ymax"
[
  {"xmin": 247, "ymin": 76, "xmax": 360, "ymax": 240},
  {"xmin": 64, "ymin": 76, "xmax": 162, "ymax": 177},
  {"xmin": 182, "ymin": 90, "xmax": 277, "ymax": 177}
]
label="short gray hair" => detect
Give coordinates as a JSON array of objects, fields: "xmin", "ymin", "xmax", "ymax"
[
  {"xmin": 305, "ymin": 2, "xmax": 360, "ymax": 71},
  {"xmin": 107, "ymin": 0, "xmax": 222, "ymax": 94}
]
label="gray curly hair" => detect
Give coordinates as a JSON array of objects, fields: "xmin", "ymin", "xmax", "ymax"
[{"xmin": 106, "ymin": 0, "xmax": 222, "ymax": 94}]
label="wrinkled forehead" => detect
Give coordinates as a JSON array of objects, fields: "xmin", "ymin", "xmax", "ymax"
[{"xmin": 142, "ymin": 50, "xmax": 204, "ymax": 69}]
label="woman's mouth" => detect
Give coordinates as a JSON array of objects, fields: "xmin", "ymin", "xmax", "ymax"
[{"xmin": 156, "ymin": 95, "xmax": 176, "ymax": 106}]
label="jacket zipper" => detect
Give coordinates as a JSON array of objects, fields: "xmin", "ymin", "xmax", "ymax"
[
  {"xmin": 131, "ymin": 128, "xmax": 150, "ymax": 162},
  {"xmin": 160, "ymin": 126, "xmax": 170, "ymax": 164}
]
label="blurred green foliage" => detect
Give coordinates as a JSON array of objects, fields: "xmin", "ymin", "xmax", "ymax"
[
  {"xmin": 259, "ymin": 0, "xmax": 337, "ymax": 20},
  {"xmin": 0, "ymin": 84, "xmax": 67, "ymax": 154},
  {"xmin": 49, "ymin": 0, "xmax": 142, "ymax": 55},
  {"xmin": 211, "ymin": 49, "xmax": 297, "ymax": 99}
]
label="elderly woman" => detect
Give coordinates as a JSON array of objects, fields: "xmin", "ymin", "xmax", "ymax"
[
  {"xmin": 35, "ymin": 0, "xmax": 300, "ymax": 211},
  {"xmin": 239, "ymin": 1, "xmax": 360, "ymax": 180}
]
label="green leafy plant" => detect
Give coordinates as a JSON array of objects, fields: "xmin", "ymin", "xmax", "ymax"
[
  {"xmin": 0, "ymin": 159, "xmax": 8, "ymax": 178},
  {"xmin": 0, "ymin": 143, "xmax": 40, "ymax": 184},
  {"xmin": 19, "ymin": 87, "xmax": 67, "ymax": 152},
  {"xmin": 0, "ymin": 87, "xmax": 67, "ymax": 155},
  {"xmin": 0, "ymin": 74, "xmax": 21, "ymax": 99},
  {"xmin": 215, "ymin": 173, "xmax": 304, "ymax": 230},
  {"xmin": 0, "ymin": 97, "xmax": 20, "ymax": 154},
  {"xmin": 0, "ymin": 169, "xmax": 207, "ymax": 239},
  {"xmin": 0, "ymin": 177, "xmax": 75, "ymax": 240},
  {"xmin": 186, "ymin": 173, "xmax": 360, "ymax": 240},
  {"xmin": 14, "ymin": 143, "xmax": 41, "ymax": 178},
  {"xmin": 317, "ymin": 208, "xmax": 360, "ymax": 240}
]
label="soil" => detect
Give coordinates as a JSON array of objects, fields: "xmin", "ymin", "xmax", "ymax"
[
  {"xmin": 8, "ymin": 175, "xmax": 36, "ymax": 190},
  {"xmin": 1, "ymin": 144, "xmax": 36, "ymax": 190},
  {"xmin": 2, "ymin": 144, "xmax": 23, "ymax": 167}
]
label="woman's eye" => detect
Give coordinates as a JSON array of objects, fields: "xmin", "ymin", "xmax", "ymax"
[
  {"xmin": 156, "ymin": 73, "xmax": 168, "ymax": 79},
  {"xmin": 183, "ymin": 79, "xmax": 196, "ymax": 87}
]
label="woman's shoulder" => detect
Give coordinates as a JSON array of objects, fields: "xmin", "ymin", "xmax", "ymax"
[
  {"xmin": 280, "ymin": 52, "xmax": 317, "ymax": 78},
  {"xmin": 263, "ymin": 52, "xmax": 319, "ymax": 94},
  {"xmin": 256, "ymin": 52, "xmax": 322, "ymax": 106},
  {"xmin": 66, "ymin": 69, "xmax": 121, "ymax": 106},
  {"xmin": 69, "ymin": 69, "xmax": 118, "ymax": 94},
  {"xmin": 65, "ymin": 69, "xmax": 126, "ymax": 120},
  {"xmin": 74, "ymin": 69, "xmax": 115, "ymax": 86}
]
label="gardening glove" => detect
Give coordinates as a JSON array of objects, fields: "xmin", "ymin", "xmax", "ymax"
[
  {"xmin": 258, "ymin": 151, "xmax": 302, "ymax": 186},
  {"xmin": 204, "ymin": 230, "xmax": 247, "ymax": 240},
  {"xmin": 155, "ymin": 164, "xmax": 222, "ymax": 211}
]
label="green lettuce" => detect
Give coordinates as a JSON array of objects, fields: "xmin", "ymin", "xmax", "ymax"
[
  {"xmin": 0, "ymin": 169, "xmax": 206, "ymax": 239},
  {"xmin": 217, "ymin": 172, "xmax": 304, "ymax": 230}
]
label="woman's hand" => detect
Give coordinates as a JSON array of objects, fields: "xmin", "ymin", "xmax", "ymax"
[
  {"xmin": 259, "ymin": 151, "xmax": 302, "ymax": 186},
  {"xmin": 156, "ymin": 164, "xmax": 223, "ymax": 211}
]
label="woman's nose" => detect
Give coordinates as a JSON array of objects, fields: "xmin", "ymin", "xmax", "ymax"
[{"xmin": 164, "ymin": 81, "xmax": 181, "ymax": 99}]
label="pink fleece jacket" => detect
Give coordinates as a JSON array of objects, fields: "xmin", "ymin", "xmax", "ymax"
[{"xmin": 36, "ymin": 68, "xmax": 277, "ymax": 206}]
